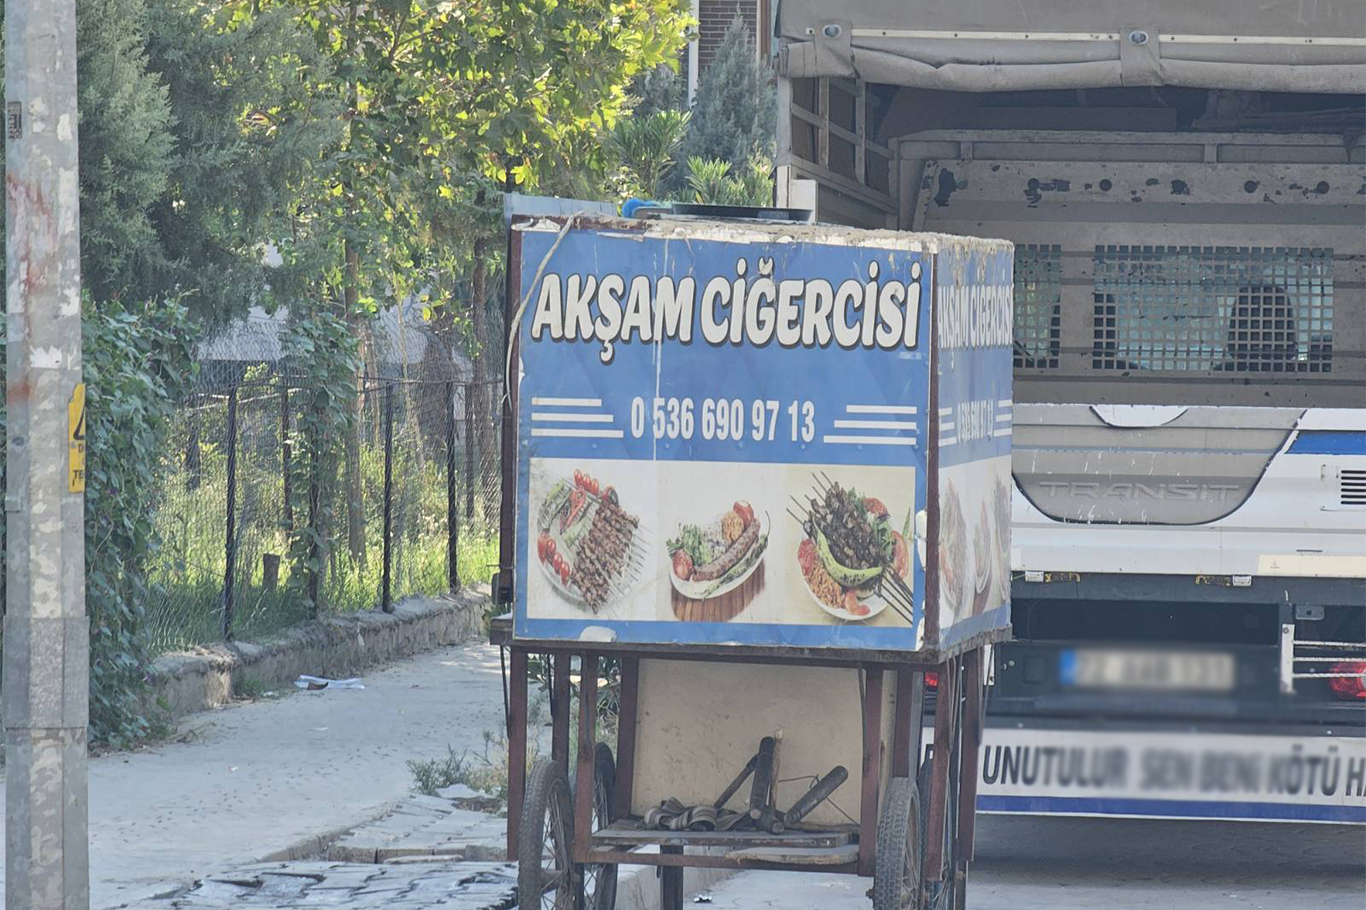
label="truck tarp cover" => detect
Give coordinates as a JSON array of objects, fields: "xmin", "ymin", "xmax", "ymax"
[{"xmin": 777, "ymin": 0, "xmax": 1366, "ymax": 93}]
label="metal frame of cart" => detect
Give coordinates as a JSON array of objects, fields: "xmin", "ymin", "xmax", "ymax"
[
  {"xmin": 491, "ymin": 622, "xmax": 994, "ymax": 910},
  {"xmin": 492, "ymin": 206, "xmax": 1011, "ymax": 909}
]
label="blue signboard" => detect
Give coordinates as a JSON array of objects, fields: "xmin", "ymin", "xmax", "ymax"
[
  {"xmin": 932, "ymin": 243, "xmax": 1015, "ymax": 650},
  {"xmin": 512, "ymin": 217, "xmax": 1010, "ymax": 651}
]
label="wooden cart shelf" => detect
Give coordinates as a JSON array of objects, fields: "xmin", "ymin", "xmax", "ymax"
[
  {"xmin": 591, "ymin": 821, "xmax": 854, "ymax": 849},
  {"xmin": 584, "ymin": 822, "xmax": 862, "ymax": 874}
]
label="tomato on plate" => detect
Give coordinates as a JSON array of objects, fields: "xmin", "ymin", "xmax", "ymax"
[
  {"xmin": 588, "ymin": 476, "xmax": 600, "ymax": 496},
  {"xmin": 732, "ymin": 500, "xmax": 754, "ymax": 529},
  {"xmin": 892, "ymin": 531, "xmax": 909, "ymax": 578},
  {"xmin": 863, "ymin": 497, "xmax": 889, "ymax": 520},
  {"xmin": 672, "ymin": 550, "xmax": 694, "ymax": 581},
  {"xmin": 559, "ymin": 561, "xmax": 571, "ymax": 585},
  {"xmin": 797, "ymin": 538, "xmax": 818, "ymax": 575}
]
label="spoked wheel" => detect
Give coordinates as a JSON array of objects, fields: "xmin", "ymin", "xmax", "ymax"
[
  {"xmin": 915, "ymin": 732, "xmax": 962, "ymax": 908},
  {"xmin": 872, "ymin": 776, "xmax": 924, "ymax": 910},
  {"xmin": 574, "ymin": 743, "xmax": 619, "ymax": 910},
  {"xmin": 518, "ymin": 759, "xmax": 576, "ymax": 910}
]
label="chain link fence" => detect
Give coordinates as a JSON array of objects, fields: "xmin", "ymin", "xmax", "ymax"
[{"xmin": 145, "ymin": 313, "xmax": 506, "ymax": 656}]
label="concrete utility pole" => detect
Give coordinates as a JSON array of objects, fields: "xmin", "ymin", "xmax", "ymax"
[{"xmin": 4, "ymin": 0, "xmax": 91, "ymax": 906}]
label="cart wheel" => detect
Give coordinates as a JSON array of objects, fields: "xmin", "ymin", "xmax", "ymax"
[
  {"xmin": 519, "ymin": 759, "xmax": 576, "ymax": 910},
  {"xmin": 573, "ymin": 743, "xmax": 619, "ymax": 910},
  {"xmin": 872, "ymin": 776, "xmax": 923, "ymax": 910}
]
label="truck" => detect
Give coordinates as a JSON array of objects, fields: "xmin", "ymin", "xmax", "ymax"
[{"xmin": 771, "ymin": 1, "xmax": 1366, "ymax": 824}]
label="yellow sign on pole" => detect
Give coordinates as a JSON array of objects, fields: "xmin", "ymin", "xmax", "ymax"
[{"xmin": 68, "ymin": 382, "xmax": 86, "ymax": 493}]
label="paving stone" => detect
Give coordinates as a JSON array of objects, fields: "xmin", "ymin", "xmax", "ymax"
[
  {"xmin": 376, "ymin": 846, "xmax": 438, "ymax": 861},
  {"xmin": 306, "ymin": 870, "xmax": 379, "ymax": 891},
  {"xmin": 178, "ymin": 880, "xmax": 258, "ymax": 903},
  {"xmin": 461, "ymin": 844, "xmax": 506, "ymax": 862},
  {"xmin": 385, "ymin": 854, "xmax": 464, "ymax": 865},
  {"xmin": 324, "ymin": 843, "xmax": 377, "ymax": 863},
  {"xmin": 407, "ymin": 794, "xmax": 461, "ymax": 813}
]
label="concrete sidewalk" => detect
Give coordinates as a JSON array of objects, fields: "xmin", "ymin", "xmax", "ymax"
[{"xmin": 0, "ymin": 643, "xmax": 508, "ymax": 910}]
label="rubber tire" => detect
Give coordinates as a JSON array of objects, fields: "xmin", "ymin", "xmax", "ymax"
[
  {"xmin": 915, "ymin": 756, "xmax": 950, "ymax": 910},
  {"xmin": 873, "ymin": 776, "xmax": 923, "ymax": 910},
  {"xmin": 518, "ymin": 758, "xmax": 576, "ymax": 910},
  {"xmin": 572, "ymin": 743, "xmax": 618, "ymax": 910}
]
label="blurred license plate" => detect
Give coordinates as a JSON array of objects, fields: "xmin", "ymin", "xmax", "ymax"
[{"xmin": 1059, "ymin": 649, "xmax": 1235, "ymax": 692}]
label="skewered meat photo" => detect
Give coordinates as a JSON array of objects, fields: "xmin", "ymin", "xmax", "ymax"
[
  {"xmin": 532, "ymin": 468, "xmax": 644, "ymax": 612},
  {"xmin": 790, "ymin": 473, "xmax": 914, "ymax": 624}
]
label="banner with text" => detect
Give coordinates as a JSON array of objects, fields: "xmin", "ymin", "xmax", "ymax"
[{"xmin": 513, "ymin": 220, "xmax": 946, "ymax": 649}]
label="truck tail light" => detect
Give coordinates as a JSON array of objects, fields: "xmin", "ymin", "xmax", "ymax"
[{"xmin": 1328, "ymin": 661, "xmax": 1366, "ymax": 699}]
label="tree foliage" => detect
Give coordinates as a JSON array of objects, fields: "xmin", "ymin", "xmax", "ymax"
[
  {"xmin": 142, "ymin": 0, "xmax": 343, "ymax": 321},
  {"xmin": 630, "ymin": 63, "xmax": 684, "ymax": 119},
  {"xmin": 605, "ymin": 109, "xmax": 690, "ymax": 200},
  {"xmin": 684, "ymin": 152, "xmax": 772, "ymax": 206},
  {"xmin": 280, "ymin": 308, "xmax": 359, "ymax": 613},
  {"xmin": 1, "ymin": 0, "xmax": 701, "ymax": 745},
  {"xmin": 676, "ymin": 17, "xmax": 775, "ymax": 177},
  {"xmin": 82, "ymin": 298, "xmax": 197, "ymax": 745}
]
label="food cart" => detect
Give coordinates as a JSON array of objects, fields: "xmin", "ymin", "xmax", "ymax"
[{"xmin": 491, "ymin": 208, "xmax": 1013, "ymax": 909}]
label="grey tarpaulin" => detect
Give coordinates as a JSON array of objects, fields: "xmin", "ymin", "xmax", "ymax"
[{"xmin": 776, "ymin": 0, "xmax": 1366, "ymax": 93}]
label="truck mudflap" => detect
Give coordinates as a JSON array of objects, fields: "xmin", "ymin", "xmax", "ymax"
[{"xmin": 923, "ymin": 726, "xmax": 1366, "ymax": 824}]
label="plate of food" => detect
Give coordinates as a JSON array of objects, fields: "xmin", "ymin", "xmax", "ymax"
[
  {"xmin": 938, "ymin": 480, "xmax": 969, "ymax": 620},
  {"xmin": 970, "ymin": 501, "xmax": 995, "ymax": 616},
  {"xmin": 533, "ymin": 468, "xmax": 642, "ymax": 612},
  {"xmin": 667, "ymin": 501, "xmax": 768, "ymax": 602},
  {"xmin": 993, "ymin": 474, "xmax": 1012, "ymax": 602},
  {"xmin": 795, "ymin": 480, "xmax": 911, "ymax": 623}
]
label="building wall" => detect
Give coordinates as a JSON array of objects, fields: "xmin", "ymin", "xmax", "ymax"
[{"xmin": 697, "ymin": 0, "xmax": 768, "ymax": 72}]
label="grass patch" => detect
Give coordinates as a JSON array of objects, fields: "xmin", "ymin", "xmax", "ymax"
[
  {"xmin": 232, "ymin": 674, "xmax": 278, "ymax": 701},
  {"xmin": 145, "ymin": 416, "xmax": 500, "ymax": 656},
  {"xmin": 409, "ymin": 696, "xmax": 546, "ymax": 807}
]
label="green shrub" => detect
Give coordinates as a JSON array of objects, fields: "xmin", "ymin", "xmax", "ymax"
[{"xmin": 83, "ymin": 297, "xmax": 196, "ymax": 745}]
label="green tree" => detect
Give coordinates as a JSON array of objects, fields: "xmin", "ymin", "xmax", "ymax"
[
  {"xmin": 632, "ymin": 63, "xmax": 683, "ymax": 118},
  {"xmin": 684, "ymin": 151, "xmax": 772, "ymax": 206},
  {"xmin": 240, "ymin": 0, "xmax": 691, "ymax": 559},
  {"xmin": 605, "ymin": 109, "xmax": 690, "ymax": 199},
  {"xmin": 0, "ymin": 0, "xmax": 176, "ymax": 302},
  {"xmin": 676, "ymin": 17, "xmax": 775, "ymax": 179},
  {"xmin": 142, "ymin": 0, "xmax": 343, "ymax": 323}
]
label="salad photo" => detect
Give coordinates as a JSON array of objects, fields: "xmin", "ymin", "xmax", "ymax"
[
  {"xmin": 667, "ymin": 500, "xmax": 769, "ymax": 610},
  {"xmin": 792, "ymin": 476, "xmax": 913, "ymax": 623},
  {"xmin": 533, "ymin": 468, "xmax": 643, "ymax": 612}
]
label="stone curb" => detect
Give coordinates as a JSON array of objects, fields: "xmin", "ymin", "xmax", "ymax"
[{"xmin": 148, "ymin": 586, "xmax": 491, "ymax": 721}]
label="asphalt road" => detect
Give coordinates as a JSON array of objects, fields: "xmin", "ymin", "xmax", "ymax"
[{"xmin": 693, "ymin": 814, "xmax": 1366, "ymax": 909}]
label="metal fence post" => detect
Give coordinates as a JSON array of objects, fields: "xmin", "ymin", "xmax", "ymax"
[
  {"xmin": 381, "ymin": 382, "xmax": 395, "ymax": 613},
  {"xmin": 446, "ymin": 380, "xmax": 460, "ymax": 590},
  {"xmin": 281, "ymin": 380, "xmax": 292, "ymax": 529},
  {"xmin": 464, "ymin": 381, "xmax": 475, "ymax": 520},
  {"xmin": 223, "ymin": 385, "xmax": 239, "ymax": 640}
]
